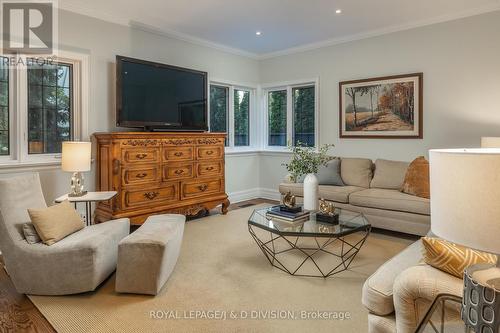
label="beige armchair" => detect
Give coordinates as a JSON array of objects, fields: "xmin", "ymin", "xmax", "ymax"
[
  {"xmin": 0, "ymin": 173, "xmax": 130, "ymax": 295},
  {"xmin": 362, "ymin": 239, "xmax": 463, "ymax": 333}
]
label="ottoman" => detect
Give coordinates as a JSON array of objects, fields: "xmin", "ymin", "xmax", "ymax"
[{"xmin": 115, "ymin": 214, "xmax": 185, "ymax": 295}]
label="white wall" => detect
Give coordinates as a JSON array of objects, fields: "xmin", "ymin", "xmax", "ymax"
[
  {"xmin": 34, "ymin": 10, "xmax": 260, "ymax": 202},
  {"xmin": 258, "ymin": 11, "xmax": 500, "ymax": 192},
  {"xmin": 6, "ymin": 10, "xmax": 500, "ymax": 204}
]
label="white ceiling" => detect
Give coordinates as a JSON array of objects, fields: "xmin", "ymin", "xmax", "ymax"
[{"xmin": 60, "ymin": 0, "xmax": 500, "ymax": 58}]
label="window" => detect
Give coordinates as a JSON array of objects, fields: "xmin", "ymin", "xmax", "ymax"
[
  {"xmin": 267, "ymin": 90, "xmax": 286, "ymax": 146},
  {"xmin": 28, "ymin": 62, "xmax": 72, "ymax": 154},
  {"xmin": 264, "ymin": 81, "xmax": 317, "ymax": 148},
  {"xmin": 293, "ymin": 86, "xmax": 315, "ymax": 147},
  {"xmin": 209, "ymin": 82, "xmax": 254, "ymax": 149},
  {"xmin": 234, "ymin": 89, "xmax": 250, "ymax": 146},
  {"xmin": 0, "ymin": 58, "xmax": 9, "ymax": 155},
  {"xmin": 209, "ymin": 85, "xmax": 228, "ymax": 146},
  {"xmin": 0, "ymin": 51, "xmax": 88, "ymax": 167}
]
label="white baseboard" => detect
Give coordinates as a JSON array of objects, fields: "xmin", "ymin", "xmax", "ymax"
[
  {"xmin": 258, "ymin": 188, "xmax": 281, "ymax": 201},
  {"xmin": 228, "ymin": 187, "xmax": 280, "ymax": 203}
]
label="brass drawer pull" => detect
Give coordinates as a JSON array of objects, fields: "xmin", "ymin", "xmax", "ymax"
[
  {"xmin": 174, "ymin": 169, "xmax": 184, "ymax": 175},
  {"xmin": 136, "ymin": 153, "xmax": 147, "ymax": 159},
  {"xmin": 136, "ymin": 173, "xmax": 147, "ymax": 178},
  {"xmin": 174, "ymin": 152, "xmax": 183, "ymax": 157},
  {"xmin": 198, "ymin": 184, "xmax": 208, "ymax": 192},
  {"xmin": 206, "ymin": 150, "xmax": 214, "ymax": 155},
  {"xmin": 144, "ymin": 191, "xmax": 159, "ymax": 200},
  {"xmin": 205, "ymin": 166, "xmax": 214, "ymax": 171}
]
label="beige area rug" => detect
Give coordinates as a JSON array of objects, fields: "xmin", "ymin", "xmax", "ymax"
[{"xmin": 29, "ymin": 204, "xmax": 413, "ymax": 333}]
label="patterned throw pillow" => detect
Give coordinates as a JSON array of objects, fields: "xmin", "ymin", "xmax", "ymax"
[{"xmin": 422, "ymin": 237, "xmax": 497, "ymax": 278}]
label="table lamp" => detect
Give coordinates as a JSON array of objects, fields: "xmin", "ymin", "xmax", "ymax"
[
  {"xmin": 61, "ymin": 141, "xmax": 91, "ymax": 197},
  {"xmin": 430, "ymin": 148, "xmax": 500, "ymax": 332}
]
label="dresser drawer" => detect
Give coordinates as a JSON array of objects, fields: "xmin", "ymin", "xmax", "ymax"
[
  {"xmin": 122, "ymin": 183, "xmax": 179, "ymax": 209},
  {"xmin": 197, "ymin": 146, "xmax": 223, "ymax": 160},
  {"xmin": 181, "ymin": 179, "xmax": 223, "ymax": 199},
  {"xmin": 163, "ymin": 163, "xmax": 194, "ymax": 181},
  {"xmin": 122, "ymin": 148, "xmax": 160, "ymax": 164},
  {"xmin": 196, "ymin": 161, "xmax": 223, "ymax": 177},
  {"xmin": 163, "ymin": 146, "xmax": 194, "ymax": 162},
  {"xmin": 122, "ymin": 166, "xmax": 160, "ymax": 186}
]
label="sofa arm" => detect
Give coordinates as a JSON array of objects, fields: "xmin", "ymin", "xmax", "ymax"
[{"xmin": 393, "ymin": 265, "xmax": 463, "ymax": 333}]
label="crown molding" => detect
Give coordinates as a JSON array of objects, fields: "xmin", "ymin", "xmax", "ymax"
[
  {"xmin": 257, "ymin": 4, "xmax": 500, "ymax": 60},
  {"xmin": 58, "ymin": 0, "xmax": 260, "ymax": 59},
  {"xmin": 130, "ymin": 22, "xmax": 259, "ymax": 59},
  {"xmin": 59, "ymin": 0, "xmax": 500, "ymax": 61}
]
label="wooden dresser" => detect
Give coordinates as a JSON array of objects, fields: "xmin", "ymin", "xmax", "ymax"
[{"xmin": 93, "ymin": 132, "xmax": 229, "ymax": 224}]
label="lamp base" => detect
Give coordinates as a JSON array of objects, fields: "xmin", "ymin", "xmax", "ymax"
[
  {"xmin": 462, "ymin": 263, "xmax": 500, "ymax": 333},
  {"xmin": 69, "ymin": 172, "xmax": 86, "ymax": 197},
  {"xmin": 68, "ymin": 191, "xmax": 87, "ymax": 197}
]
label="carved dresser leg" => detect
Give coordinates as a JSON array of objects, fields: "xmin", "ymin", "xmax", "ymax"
[{"xmin": 221, "ymin": 199, "xmax": 230, "ymax": 215}]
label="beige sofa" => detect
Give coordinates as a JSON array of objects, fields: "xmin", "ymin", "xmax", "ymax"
[
  {"xmin": 279, "ymin": 158, "xmax": 430, "ymax": 236},
  {"xmin": 362, "ymin": 239, "xmax": 463, "ymax": 333}
]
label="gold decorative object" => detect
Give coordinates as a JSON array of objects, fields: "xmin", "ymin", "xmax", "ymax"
[
  {"xmin": 282, "ymin": 191, "xmax": 296, "ymax": 208},
  {"xmin": 319, "ymin": 198, "xmax": 336, "ymax": 216}
]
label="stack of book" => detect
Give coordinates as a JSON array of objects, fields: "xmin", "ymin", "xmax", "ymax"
[{"xmin": 265, "ymin": 205, "xmax": 310, "ymax": 223}]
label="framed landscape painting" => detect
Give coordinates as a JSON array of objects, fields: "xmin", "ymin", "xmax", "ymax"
[{"xmin": 339, "ymin": 73, "xmax": 423, "ymax": 138}]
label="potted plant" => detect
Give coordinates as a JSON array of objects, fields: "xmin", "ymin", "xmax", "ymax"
[{"xmin": 282, "ymin": 143, "xmax": 334, "ymax": 210}]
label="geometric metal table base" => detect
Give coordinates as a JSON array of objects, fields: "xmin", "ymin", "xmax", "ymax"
[{"xmin": 248, "ymin": 223, "xmax": 371, "ymax": 278}]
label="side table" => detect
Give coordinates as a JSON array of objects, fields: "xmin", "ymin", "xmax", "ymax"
[
  {"xmin": 54, "ymin": 191, "xmax": 117, "ymax": 226},
  {"xmin": 415, "ymin": 293, "xmax": 465, "ymax": 333}
]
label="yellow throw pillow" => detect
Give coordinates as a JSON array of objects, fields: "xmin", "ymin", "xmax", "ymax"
[
  {"xmin": 28, "ymin": 200, "xmax": 85, "ymax": 246},
  {"xmin": 422, "ymin": 237, "xmax": 497, "ymax": 278}
]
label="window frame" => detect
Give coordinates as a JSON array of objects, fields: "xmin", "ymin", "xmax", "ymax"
[
  {"xmin": 0, "ymin": 50, "xmax": 89, "ymax": 169},
  {"xmin": 262, "ymin": 78, "xmax": 319, "ymax": 151},
  {"xmin": 208, "ymin": 79, "xmax": 257, "ymax": 152}
]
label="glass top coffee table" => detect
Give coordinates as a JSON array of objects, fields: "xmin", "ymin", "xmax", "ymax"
[{"xmin": 248, "ymin": 206, "xmax": 371, "ymax": 278}]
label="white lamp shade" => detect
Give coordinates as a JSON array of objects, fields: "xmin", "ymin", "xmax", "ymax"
[
  {"xmin": 430, "ymin": 148, "xmax": 500, "ymax": 254},
  {"xmin": 61, "ymin": 141, "xmax": 91, "ymax": 172},
  {"xmin": 481, "ymin": 137, "xmax": 500, "ymax": 148}
]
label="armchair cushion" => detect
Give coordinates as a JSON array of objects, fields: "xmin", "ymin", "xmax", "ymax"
[
  {"xmin": 393, "ymin": 265, "xmax": 463, "ymax": 333},
  {"xmin": 362, "ymin": 239, "xmax": 423, "ymax": 316},
  {"xmin": 28, "ymin": 200, "xmax": 85, "ymax": 245}
]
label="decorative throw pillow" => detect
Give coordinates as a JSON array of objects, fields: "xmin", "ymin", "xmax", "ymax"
[
  {"xmin": 400, "ymin": 156, "xmax": 430, "ymax": 199},
  {"xmin": 340, "ymin": 158, "xmax": 373, "ymax": 188},
  {"xmin": 22, "ymin": 223, "xmax": 41, "ymax": 244},
  {"xmin": 28, "ymin": 200, "xmax": 85, "ymax": 246},
  {"xmin": 422, "ymin": 237, "xmax": 497, "ymax": 278},
  {"xmin": 316, "ymin": 158, "xmax": 345, "ymax": 186},
  {"xmin": 370, "ymin": 159, "xmax": 409, "ymax": 190}
]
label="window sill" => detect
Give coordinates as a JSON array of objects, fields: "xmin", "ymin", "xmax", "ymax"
[
  {"xmin": 225, "ymin": 148, "xmax": 260, "ymax": 156},
  {"xmin": 0, "ymin": 159, "xmax": 62, "ymax": 173}
]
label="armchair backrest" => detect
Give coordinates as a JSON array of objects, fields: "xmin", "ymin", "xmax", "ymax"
[{"xmin": 0, "ymin": 172, "xmax": 47, "ymax": 252}]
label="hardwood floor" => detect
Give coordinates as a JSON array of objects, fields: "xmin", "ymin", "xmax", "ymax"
[{"xmin": 0, "ymin": 198, "xmax": 277, "ymax": 333}]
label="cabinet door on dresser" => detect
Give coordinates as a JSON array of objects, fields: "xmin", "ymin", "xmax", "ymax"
[
  {"xmin": 181, "ymin": 178, "xmax": 224, "ymax": 199},
  {"xmin": 121, "ymin": 183, "xmax": 179, "ymax": 210},
  {"xmin": 122, "ymin": 165, "xmax": 161, "ymax": 186},
  {"xmin": 163, "ymin": 162, "xmax": 194, "ymax": 181},
  {"xmin": 163, "ymin": 146, "xmax": 195, "ymax": 162},
  {"xmin": 196, "ymin": 160, "xmax": 223, "ymax": 178},
  {"xmin": 122, "ymin": 147, "xmax": 160, "ymax": 164}
]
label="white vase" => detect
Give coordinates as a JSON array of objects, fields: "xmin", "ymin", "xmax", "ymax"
[{"xmin": 303, "ymin": 173, "xmax": 319, "ymax": 211}]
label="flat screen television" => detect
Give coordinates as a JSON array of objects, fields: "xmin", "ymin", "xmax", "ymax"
[{"xmin": 116, "ymin": 55, "xmax": 208, "ymax": 131}]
